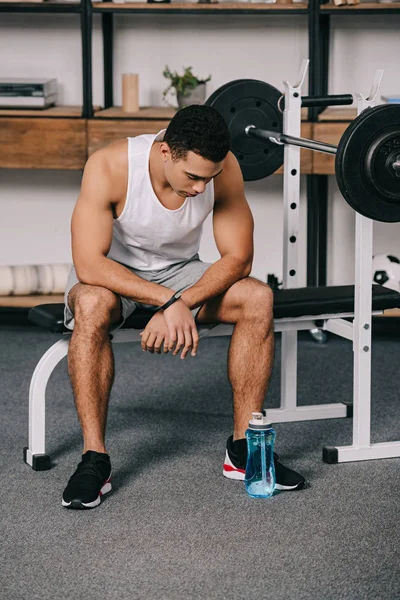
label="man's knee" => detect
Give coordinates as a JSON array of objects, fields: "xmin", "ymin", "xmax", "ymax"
[
  {"xmin": 239, "ymin": 279, "xmax": 274, "ymax": 319},
  {"xmin": 69, "ymin": 283, "xmax": 121, "ymax": 326}
]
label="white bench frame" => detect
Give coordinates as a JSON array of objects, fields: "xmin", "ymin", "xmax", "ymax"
[{"xmin": 24, "ymin": 62, "xmax": 400, "ymax": 469}]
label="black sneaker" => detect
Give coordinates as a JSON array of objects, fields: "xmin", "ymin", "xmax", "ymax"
[
  {"xmin": 223, "ymin": 435, "xmax": 305, "ymax": 491},
  {"xmin": 62, "ymin": 451, "xmax": 112, "ymax": 509}
]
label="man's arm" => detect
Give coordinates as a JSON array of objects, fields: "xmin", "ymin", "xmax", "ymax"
[
  {"xmin": 72, "ymin": 145, "xmax": 173, "ymax": 307},
  {"xmin": 181, "ymin": 152, "xmax": 254, "ymax": 310}
]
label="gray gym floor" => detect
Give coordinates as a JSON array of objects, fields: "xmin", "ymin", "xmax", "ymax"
[{"xmin": 1, "ymin": 325, "xmax": 399, "ymax": 600}]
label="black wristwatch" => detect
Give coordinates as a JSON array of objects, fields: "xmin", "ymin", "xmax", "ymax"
[{"xmin": 158, "ymin": 291, "xmax": 182, "ymax": 312}]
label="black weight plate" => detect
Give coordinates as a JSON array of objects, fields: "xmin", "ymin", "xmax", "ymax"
[
  {"xmin": 336, "ymin": 104, "xmax": 400, "ymax": 222},
  {"xmin": 206, "ymin": 79, "xmax": 283, "ymax": 181}
]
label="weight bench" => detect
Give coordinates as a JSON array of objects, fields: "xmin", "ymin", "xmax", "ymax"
[{"xmin": 24, "ymin": 284, "xmax": 400, "ymax": 471}]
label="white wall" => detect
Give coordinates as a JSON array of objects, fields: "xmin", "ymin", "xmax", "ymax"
[{"xmin": 1, "ymin": 12, "xmax": 399, "ymax": 286}]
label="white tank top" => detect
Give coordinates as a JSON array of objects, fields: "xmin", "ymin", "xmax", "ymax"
[{"xmin": 108, "ymin": 130, "xmax": 215, "ymax": 271}]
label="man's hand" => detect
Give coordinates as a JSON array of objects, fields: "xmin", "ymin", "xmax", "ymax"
[
  {"xmin": 140, "ymin": 311, "xmax": 171, "ymax": 355},
  {"xmin": 163, "ymin": 300, "xmax": 199, "ymax": 359}
]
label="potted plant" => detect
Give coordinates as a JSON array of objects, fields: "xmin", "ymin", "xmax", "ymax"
[{"xmin": 163, "ymin": 66, "xmax": 211, "ymax": 108}]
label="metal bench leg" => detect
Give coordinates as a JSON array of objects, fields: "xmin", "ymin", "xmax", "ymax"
[
  {"xmin": 24, "ymin": 338, "xmax": 70, "ymax": 470},
  {"xmin": 324, "ymin": 212, "xmax": 400, "ymax": 463}
]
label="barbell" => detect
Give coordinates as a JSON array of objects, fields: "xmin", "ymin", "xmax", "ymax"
[{"xmin": 205, "ymin": 79, "xmax": 400, "ymax": 223}]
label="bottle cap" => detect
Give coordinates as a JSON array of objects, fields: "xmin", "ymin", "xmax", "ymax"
[{"xmin": 248, "ymin": 411, "xmax": 272, "ymax": 430}]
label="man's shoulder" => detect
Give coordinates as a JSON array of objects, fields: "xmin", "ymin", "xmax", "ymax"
[
  {"xmin": 213, "ymin": 151, "xmax": 244, "ymax": 201},
  {"xmin": 83, "ymin": 139, "xmax": 129, "ymax": 202},
  {"xmin": 91, "ymin": 138, "xmax": 128, "ymax": 171}
]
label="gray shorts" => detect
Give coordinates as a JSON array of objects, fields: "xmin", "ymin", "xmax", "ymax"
[{"xmin": 64, "ymin": 253, "xmax": 218, "ymax": 337}]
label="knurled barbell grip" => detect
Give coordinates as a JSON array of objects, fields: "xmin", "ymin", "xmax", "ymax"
[{"xmin": 245, "ymin": 125, "xmax": 337, "ymax": 155}]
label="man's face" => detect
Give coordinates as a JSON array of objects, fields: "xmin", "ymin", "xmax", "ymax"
[{"xmin": 162, "ymin": 145, "xmax": 224, "ymax": 199}]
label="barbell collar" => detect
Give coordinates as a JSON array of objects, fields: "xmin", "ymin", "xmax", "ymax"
[
  {"xmin": 246, "ymin": 125, "xmax": 337, "ymax": 155},
  {"xmin": 391, "ymin": 159, "xmax": 400, "ymax": 176}
]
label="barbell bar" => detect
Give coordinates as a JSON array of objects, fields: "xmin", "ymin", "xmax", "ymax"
[
  {"xmin": 206, "ymin": 79, "xmax": 400, "ymax": 223},
  {"xmin": 245, "ymin": 125, "xmax": 338, "ymax": 155}
]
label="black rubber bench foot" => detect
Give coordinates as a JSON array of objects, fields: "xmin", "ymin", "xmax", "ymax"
[
  {"xmin": 23, "ymin": 447, "xmax": 52, "ymax": 471},
  {"xmin": 345, "ymin": 403, "xmax": 353, "ymax": 418},
  {"xmin": 323, "ymin": 446, "xmax": 338, "ymax": 464}
]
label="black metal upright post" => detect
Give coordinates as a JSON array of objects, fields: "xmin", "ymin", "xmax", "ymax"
[
  {"xmin": 307, "ymin": 0, "xmax": 330, "ymax": 287},
  {"xmin": 103, "ymin": 13, "xmax": 114, "ymax": 109},
  {"xmin": 81, "ymin": 0, "xmax": 93, "ymax": 119}
]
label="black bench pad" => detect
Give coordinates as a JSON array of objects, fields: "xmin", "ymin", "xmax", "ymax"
[{"xmin": 28, "ymin": 285, "xmax": 400, "ymax": 334}]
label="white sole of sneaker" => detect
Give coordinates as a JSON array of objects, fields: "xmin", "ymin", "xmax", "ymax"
[
  {"xmin": 223, "ymin": 450, "xmax": 245, "ymax": 480},
  {"xmin": 62, "ymin": 478, "xmax": 112, "ymax": 509}
]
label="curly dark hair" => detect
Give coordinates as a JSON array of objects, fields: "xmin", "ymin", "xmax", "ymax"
[{"xmin": 164, "ymin": 104, "xmax": 231, "ymax": 163}]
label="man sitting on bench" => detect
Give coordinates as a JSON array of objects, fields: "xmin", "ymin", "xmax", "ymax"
[{"xmin": 62, "ymin": 104, "xmax": 305, "ymax": 509}]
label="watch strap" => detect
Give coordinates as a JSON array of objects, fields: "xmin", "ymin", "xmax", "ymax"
[{"xmin": 159, "ymin": 292, "xmax": 181, "ymax": 312}]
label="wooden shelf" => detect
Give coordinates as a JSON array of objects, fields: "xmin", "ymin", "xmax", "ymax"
[
  {"xmin": 0, "ymin": 105, "xmax": 85, "ymax": 118},
  {"xmin": 0, "ymin": 294, "xmax": 64, "ymax": 308},
  {"xmin": 312, "ymin": 121, "xmax": 350, "ymax": 174},
  {"xmin": 94, "ymin": 106, "xmax": 177, "ymax": 119},
  {"xmin": 88, "ymin": 117, "xmax": 173, "ymax": 155},
  {"xmin": 0, "ymin": 106, "xmax": 373, "ymax": 174},
  {"xmin": 92, "ymin": 2, "xmax": 309, "ymax": 13},
  {"xmin": 321, "ymin": 2, "xmax": 400, "ymax": 12},
  {"xmin": 381, "ymin": 307, "xmax": 400, "ymax": 317},
  {"xmin": 0, "ymin": 0, "xmax": 46, "ymax": 4},
  {"xmin": 0, "ymin": 1, "xmax": 81, "ymax": 12},
  {"xmin": 0, "ymin": 116, "xmax": 87, "ymax": 169},
  {"xmin": 96, "ymin": 106, "xmax": 308, "ymax": 120},
  {"xmin": 275, "ymin": 122, "xmax": 313, "ymax": 174},
  {"xmin": 318, "ymin": 107, "xmax": 357, "ymax": 121}
]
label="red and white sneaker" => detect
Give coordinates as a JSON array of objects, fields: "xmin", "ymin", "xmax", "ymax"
[{"xmin": 223, "ymin": 435, "xmax": 305, "ymax": 491}]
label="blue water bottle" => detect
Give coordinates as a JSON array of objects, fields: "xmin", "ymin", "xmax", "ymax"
[{"xmin": 245, "ymin": 412, "xmax": 276, "ymax": 498}]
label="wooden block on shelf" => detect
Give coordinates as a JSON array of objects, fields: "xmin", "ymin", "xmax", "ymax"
[
  {"xmin": 0, "ymin": 295, "xmax": 64, "ymax": 308},
  {"xmin": 312, "ymin": 122, "xmax": 351, "ymax": 175},
  {"xmin": 88, "ymin": 118, "xmax": 174, "ymax": 156},
  {"xmin": 0, "ymin": 118, "xmax": 87, "ymax": 170},
  {"xmin": 275, "ymin": 123, "xmax": 313, "ymax": 175}
]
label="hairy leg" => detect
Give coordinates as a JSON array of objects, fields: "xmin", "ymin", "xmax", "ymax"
[
  {"xmin": 197, "ymin": 278, "xmax": 274, "ymax": 440},
  {"xmin": 67, "ymin": 283, "xmax": 122, "ymax": 453}
]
